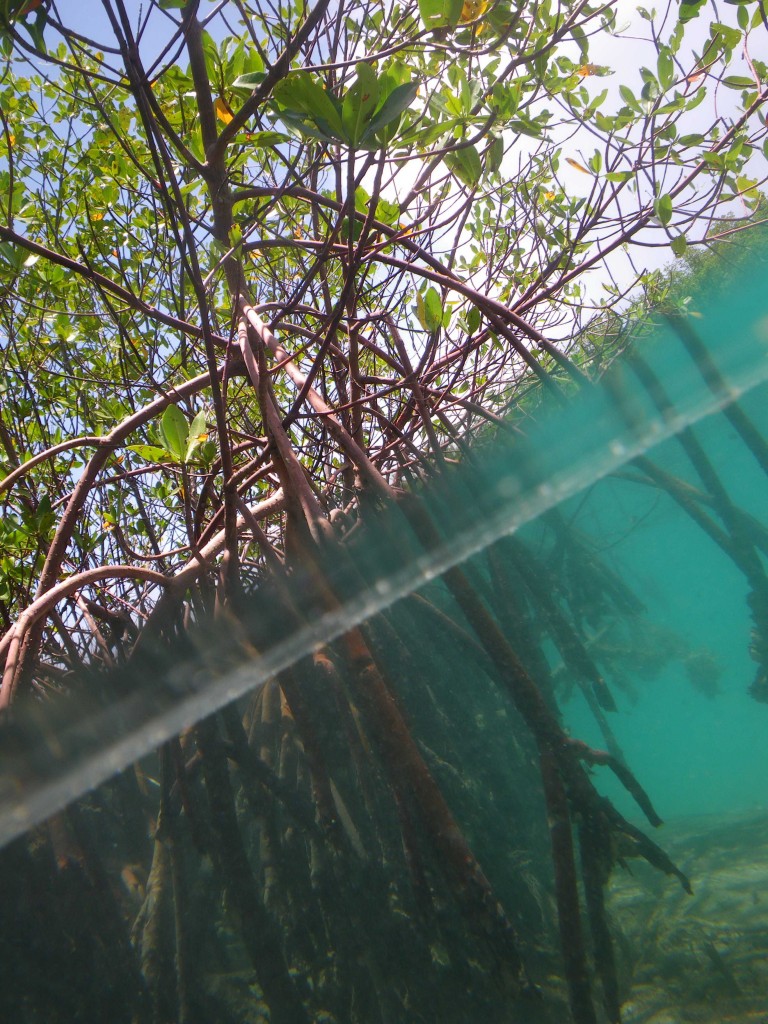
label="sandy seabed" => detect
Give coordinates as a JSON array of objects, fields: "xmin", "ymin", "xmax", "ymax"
[{"xmin": 607, "ymin": 810, "xmax": 768, "ymax": 1024}]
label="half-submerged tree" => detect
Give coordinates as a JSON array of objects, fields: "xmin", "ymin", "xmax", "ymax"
[{"xmin": 0, "ymin": 1, "xmax": 767, "ymax": 1022}]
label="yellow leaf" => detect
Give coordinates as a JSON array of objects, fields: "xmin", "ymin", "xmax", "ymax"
[
  {"xmin": 459, "ymin": 0, "xmax": 487, "ymax": 23},
  {"xmin": 215, "ymin": 96, "xmax": 234, "ymax": 125},
  {"xmin": 8, "ymin": 134, "xmax": 15, "ymax": 147},
  {"xmin": 566, "ymin": 157, "xmax": 591, "ymax": 175}
]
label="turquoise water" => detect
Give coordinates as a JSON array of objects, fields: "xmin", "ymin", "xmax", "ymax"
[
  {"xmin": 1, "ymin": 255, "xmax": 767, "ymax": 1022},
  {"xmin": 560, "ymin": 426, "xmax": 768, "ymax": 822}
]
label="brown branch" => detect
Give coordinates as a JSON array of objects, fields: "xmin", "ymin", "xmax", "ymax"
[{"xmin": 0, "ymin": 564, "xmax": 173, "ymax": 708}]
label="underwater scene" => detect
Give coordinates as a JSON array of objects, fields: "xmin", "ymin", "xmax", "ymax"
[{"xmin": 0, "ymin": 252, "xmax": 767, "ymax": 1024}]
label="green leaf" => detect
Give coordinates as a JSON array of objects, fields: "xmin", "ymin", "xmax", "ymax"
[
  {"xmin": 640, "ymin": 68, "xmax": 660, "ymax": 104},
  {"xmin": 374, "ymin": 197, "xmax": 401, "ymax": 226},
  {"xmin": 570, "ymin": 24, "xmax": 588, "ymax": 60},
  {"xmin": 277, "ymin": 112, "xmax": 339, "ymax": 144},
  {"xmin": 273, "ymin": 71, "xmax": 345, "ymax": 142},
  {"xmin": 418, "ymin": 0, "xmax": 463, "ymax": 33},
  {"xmin": 34, "ymin": 494, "xmax": 55, "ymax": 536},
  {"xmin": 159, "ymin": 405, "xmax": 188, "ymax": 462},
  {"xmin": 361, "ymin": 82, "xmax": 418, "ymax": 146},
  {"xmin": 700, "ymin": 151, "xmax": 726, "ymax": 169},
  {"xmin": 619, "ymin": 84, "xmax": 640, "ymax": 112},
  {"xmin": 486, "ymin": 136, "xmax": 504, "ymax": 175},
  {"xmin": 736, "ymin": 175, "xmax": 760, "ymax": 203},
  {"xmin": 595, "ymin": 111, "xmax": 614, "ymax": 132},
  {"xmin": 710, "ymin": 22, "xmax": 742, "ymax": 52},
  {"xmin": 245, "ymin": 130, "xmax": 290, "ymax": 147},
  {"xmin": 654, "ymin": 193, "xmax": 673, "ymax": 226},
  {"xmin": 585, "ymin": 88, "xmax": 609, "ymax": 117},
  {"xmin": 725, "ymin": 137, "xmax": 746, "ymax": 166},
  {"xmin": 185, "ymin": 410, "xmax": 209, "ymax": 463},
  {"xmin": 722, "ymin": 76, "xmax": 755, "ymax": 90},
  {"xmin": 231, "ymin": 67, "xmax": 265, "ymax": 91},
  {"xmin": 127, "ymin": 444, "xmax": 171, "ymax": 463},
  {"xmin": 657, "ymin": 47, "xmax": 674, "ymax": 90},
  {"xmin": 492, "ymin": 81, "xmax": 521, "ymax": 118},
  {"xmin": 670, "ymin": 234, "xmax": 687, "ymax": 257},
  {"xmin": 684, "ymin": 85, "xmax": 707, "ymax": 112},
  {"xmin": 375, "ymin": 60, "xmax": 411, "ymax": 105},
  {"xmin": 679, "ymin": 0, "xmax": 706, "ymax": 23},
  {"xmin": 508, "ymin": 116, "xmax": 545, "ymax": 139},
  {"xmin": 197, "ymin": 440, "xmax": 217, "ymax": 467},
  {"xmin": 415, "ymin": 287, "xmax": 443, "ymax": 332},
  {"xmin": 342, "ymin": 62, "xmax": 380, "ymax": 147},
  {"xmin": 466, "ymin": 306, "xmax": 481, "ymax": 334},
  {"xmin": 446, "ymin": 144, "xmax": 483, "ymax": 187},
  {"xmin": 24, "ymin": 7, "xmax": 47, "ymax": 52}
]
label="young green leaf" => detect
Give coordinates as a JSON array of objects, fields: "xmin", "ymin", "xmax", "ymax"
[
  {"xmin": 159, "ymin": 405, "xmax": 189, "ymax": 462},
  {"xmin": 185, "ymin": 410, "xmax": 209, "ymax": 463},
  {"xmin": 654, "ymin": 194, "xmax": 674, "ymax": 226}
]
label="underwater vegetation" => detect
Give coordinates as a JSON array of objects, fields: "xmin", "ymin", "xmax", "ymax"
[{"xmin": 610, "ymin": 811, "xmax": 768, "ymax": 1024}]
